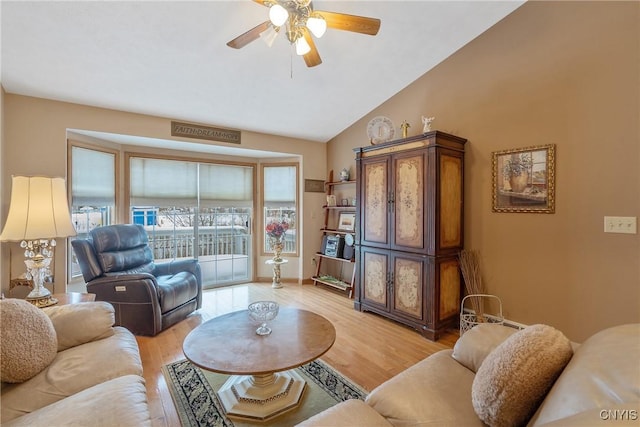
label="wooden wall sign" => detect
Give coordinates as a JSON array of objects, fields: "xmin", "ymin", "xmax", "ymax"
[
  {"xmin": 305, "ymin": 179, "xmax": 325, "ymax": 193},
  {"xmin": 171, "ymin": 121, "xmax": 241, "ymax": 144}
]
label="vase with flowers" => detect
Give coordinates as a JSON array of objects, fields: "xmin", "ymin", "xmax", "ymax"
[
  {"xmin": 265, "ymin": 220, "xmax": 289, "ymax": 262},
  {"xmin": 503, "ymin": 152, "xmax": 533, "ymax": 193}
]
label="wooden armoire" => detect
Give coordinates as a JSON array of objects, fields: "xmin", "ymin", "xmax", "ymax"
[{"xmin": 353, "ymin": 131, "xmax": 466, "ymax": 340}]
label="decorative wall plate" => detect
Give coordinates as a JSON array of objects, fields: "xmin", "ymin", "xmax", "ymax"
[{"xmin": 367, "ymin": 116, "xmax": 395, "ymax": 144}]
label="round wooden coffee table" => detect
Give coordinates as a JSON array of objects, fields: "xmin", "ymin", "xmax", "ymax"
[{"xmin": 183, "ymin": 307, "xmax": 336, "ymax": 421}]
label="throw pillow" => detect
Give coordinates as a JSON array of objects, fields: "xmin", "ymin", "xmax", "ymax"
[
  {"xmin": 471, "ymin": 324, "xmax": 573, "ymax": 427},
  {"xmin": 0, "ymin": 298, "xmax": 58, "ymax": 383},
  {"xmin": 452, "ymin": 323, "xmax": 518, "ymax": 372}
]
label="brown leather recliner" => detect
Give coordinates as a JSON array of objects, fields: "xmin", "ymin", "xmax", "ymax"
[{"xmin": 71, "ymin": 224, "xmax": 202, "ymax": 336}]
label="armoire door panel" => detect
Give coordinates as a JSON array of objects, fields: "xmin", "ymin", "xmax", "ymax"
[
  {"xmin": 361, "ymin": 249, "xmax": 388, "ymax": 308},
  {"xmin": 362, "ymin": 159, "xmax": 389, "ymax": 247},
  {"xmin": 393, "ymin": 153, "xmax": 425, "ymax": 250},
  {"xmin": 392, "ymin": 255, "xmax": 424, "ymax": 320},
  {"xmin": 438, "ymin": 257, "xmax": 461, "ymax": 321},
  {"xmin": 439, "ymin": 153, "xmax": 463, "ymax": 250}
]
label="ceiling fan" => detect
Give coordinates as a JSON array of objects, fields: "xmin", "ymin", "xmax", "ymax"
[{"xmin": 227, "ymin": 0, "xmax": 381, "ymax": 67}]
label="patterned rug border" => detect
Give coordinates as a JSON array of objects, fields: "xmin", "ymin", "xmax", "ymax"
[{"xmin": 162, "ymin": 358, "xmax": 367, "ymax": 427}]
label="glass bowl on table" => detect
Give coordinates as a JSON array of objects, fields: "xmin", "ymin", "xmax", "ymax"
[{"xmin": 247, "ymin": 301, "xmax": 279, "ymax": 336}]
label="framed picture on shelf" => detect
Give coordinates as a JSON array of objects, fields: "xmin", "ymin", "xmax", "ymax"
[
  {"xmin": 492, "ymin": 144, "xmax": 555, "ymax": 213},
  {"xmin": 326, "ymin": 195, "xmax": 337, "ymax": 207},
  {"xmin": 337, "ymin": 212, "xmax": 356, "ymax": 232}
]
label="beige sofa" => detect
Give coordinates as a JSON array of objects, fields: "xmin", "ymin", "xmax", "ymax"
[
  {"xmin": 299, "ymin": 323, "xmax": 640, "ymax": 427},
  {"xmin": 1, "ymin": 299, "xmax": 151, "ymax": 426}
]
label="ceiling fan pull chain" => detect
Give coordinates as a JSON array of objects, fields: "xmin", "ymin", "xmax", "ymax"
[{"xmin": 290, "ymin": 43, "xmax": 294, "ymax": 79}]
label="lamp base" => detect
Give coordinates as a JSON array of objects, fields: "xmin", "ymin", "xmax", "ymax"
[{"xmin": 26, "ymin": 294, "xmax": 58, "ymax": 308}]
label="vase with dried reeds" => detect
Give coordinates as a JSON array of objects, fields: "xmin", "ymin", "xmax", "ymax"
[{"xmin": 459, "ymin": 249, "xmax": 485, "ymax": 323}]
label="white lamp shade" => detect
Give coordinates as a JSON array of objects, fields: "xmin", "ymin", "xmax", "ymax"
[
  {"xmin": 269, "ymin": 4, "xmax": 289, "ymax": 27},
  {"xmin": 295, "ymin": 37, "xmax": 311, "ymax": 55},
  {"xmin": 0, "ymin": 176, "xmax": 77, "ymax": 241},
  {"xmin": 307, "ymin": 16, "xmax": 327, "ymax": 38}
]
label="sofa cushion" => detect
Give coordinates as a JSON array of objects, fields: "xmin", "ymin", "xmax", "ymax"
[
  {"xmin": 366, "ymin": 350, "xmax": 485, "ymax": 427},
  {"xmin": 0, "ymin": 326, "xmax": 143, "ymax": 422},
  {"xmin": 528, "ymin": 323, "xmax": 640, "ymax": 426},
  {"xmin": 43, "ymin": 301, "xmax": 115, "ymax": 351},
  {"xmin": 472, "ymin": 324, "xmax": 573, "ymax": 427},
  {"xmin": 0, "ymin": 299, "xmax": 58, "ymax": 383},
  {"xmin": 452, "ymin": 323, "xmax": 518, "ymax": 372},
  {"xmin": 2, "ymin": 375, "xmax": 151, "ymax": 427},
  {"xmin": 296, "ymin": 399, "xmax": 392, "ymax": 427}
]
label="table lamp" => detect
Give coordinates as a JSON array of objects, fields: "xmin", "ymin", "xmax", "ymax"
[{"xmin": 0, "ymin": 176, "xmax": 77, "ymax": 307}]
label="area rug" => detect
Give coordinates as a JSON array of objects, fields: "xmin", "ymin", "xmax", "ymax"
[{"xmin": 162, "ymin": 359, "xmax": 367, "ymax": 427}]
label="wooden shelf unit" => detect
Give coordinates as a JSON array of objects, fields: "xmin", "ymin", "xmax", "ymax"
[{"xmin": 311, "ymin": 171, "xmax": 357, "ymax": 298}]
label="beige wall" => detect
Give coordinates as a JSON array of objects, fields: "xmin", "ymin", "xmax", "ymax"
[
  {"xmin": 2, "ymin": 1, "xmax": 637, "ymax": 342},
  {"xmin": 0, "ymin": 87, "xmax": 4, "ymax": 287},
  {"xmin": 328, "ymin": 1, "xmax": 639, "ymax": 341},
  {"xmin": 0, "ymin": 95, "xmax": 327, "ymax": 294}
]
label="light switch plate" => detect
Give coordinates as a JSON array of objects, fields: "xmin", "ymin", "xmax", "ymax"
[{"xmin": 604, "ymin": 216, "xmax": 637, "ymax": 234}]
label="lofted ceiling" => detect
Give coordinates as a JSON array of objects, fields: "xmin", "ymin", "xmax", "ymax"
[{"xmin": 1, "ymin": 1, "xmax": 524, "ymax": 146}]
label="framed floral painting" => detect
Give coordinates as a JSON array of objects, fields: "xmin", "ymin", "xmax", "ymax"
[{"xmin": 492, "ymin": 144, "xmax": 556, "ymax": 213}]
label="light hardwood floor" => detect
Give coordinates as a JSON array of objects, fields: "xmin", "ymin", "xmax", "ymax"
[{"xmin": 136, "ymin": 282, "xmax": 459, "ymax": 427}]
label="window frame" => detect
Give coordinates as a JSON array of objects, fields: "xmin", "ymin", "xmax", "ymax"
[
  {"xmin": 261, "ymin": 162, "xmax": 299, "ymax": 258},
  {"xmin": 67, "ymin": 141, "xmax": 120, "ymax": 282}
]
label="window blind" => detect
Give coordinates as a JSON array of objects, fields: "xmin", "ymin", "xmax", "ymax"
[
  {"xmin": 264, "ymin": 165, "xmax": 296, "ymax": 207},
  {"xmin": 71, "ymin": 146, "xmax": 115, "ymax": 206},
  {"xmin": 130, "ymin": 157, "xmax": 198, "ymax": 206},
  {"xmin": 199, "ymin": 164, "xmax": 253, "ymax": 208}
]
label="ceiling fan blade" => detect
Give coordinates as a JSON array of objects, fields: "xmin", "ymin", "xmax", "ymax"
[
  {"xmin": 302, "ymin": 28, "xmax": 322, "ymax": 67},
  {"xmin": 315, "ymin": 11, "xmax": 380, "ymax": 36},
  {"xmin": 226, "ymin": 21, "xmax": 271, "ymax": 49}
]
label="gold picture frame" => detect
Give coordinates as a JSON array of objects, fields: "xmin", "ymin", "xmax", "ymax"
[{"xmin": 492, "ymin": 144, "xmax": 556, "ymax": 213}]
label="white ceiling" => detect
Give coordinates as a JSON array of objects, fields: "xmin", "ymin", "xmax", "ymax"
[{"xmin": 1, "ymin": 1, "xmax": 524, "ymax": 147}]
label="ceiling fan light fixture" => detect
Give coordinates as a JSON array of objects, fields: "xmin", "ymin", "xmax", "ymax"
[
  {"xmin": 295, "ymin": 36, "xmax": 311, "ymax": 55},
  {"xmin": 226, "ymin": 1, "xmax": 381, "ymax": 68},
  {"xmin": 269, "ymin": 4, "xmax": 289, "ymax": 27},
  {"xmin": 306, "ymin": 15, "xmax": 326, "ymax": 38},
  {"xmin": 260, "ymin": 25, "xmax": 279, "ymax": 47}
]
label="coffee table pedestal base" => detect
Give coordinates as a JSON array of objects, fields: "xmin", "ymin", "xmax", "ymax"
[{"xmin": 217, "ymin": 370, "xmax": 306, "ymax": 421}]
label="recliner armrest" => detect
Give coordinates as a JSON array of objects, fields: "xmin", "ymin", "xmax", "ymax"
[
  {"xmin": 153, "ymin": 259, "xmax": 202, "ymax": 309},
  {"xmin": 87, "ymin": 274, "xmax": 160, "ymax": 304},
  {"xmin": 154, "ymin": 259, "xmax": 201, "ymax": 282}
]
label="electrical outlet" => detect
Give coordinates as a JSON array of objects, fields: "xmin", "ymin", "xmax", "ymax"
[{"xmin": 604, "ymin": 216, "xmax": 637, "ymax": 234}]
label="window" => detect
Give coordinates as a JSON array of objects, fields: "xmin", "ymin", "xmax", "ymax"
[
  {"xmin": 262, "ymin": 164, "xmax": 298, "ymax": 255},
  {"xmin": 128, "ymin": 155, "xmax": 254, "ymax": 287},
  {"xmin": 69, "ymin": 145, "xmax": 117, "ymax": 279}
]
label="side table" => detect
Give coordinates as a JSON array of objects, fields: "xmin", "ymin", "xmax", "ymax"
[
  {"xmin": 265, "ymin": 258, "xmax": 288, "ymax": 289},
  {"xmin": 51, "ymin": 292, "xmax": 96, "ymax": 306}
]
